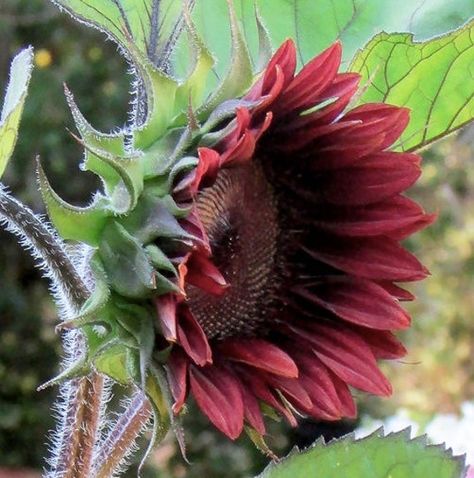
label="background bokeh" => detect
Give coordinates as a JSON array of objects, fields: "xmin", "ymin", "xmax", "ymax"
[{"xmin": 0, "ymin": 1, "xmax": 472, "ymax": 476}]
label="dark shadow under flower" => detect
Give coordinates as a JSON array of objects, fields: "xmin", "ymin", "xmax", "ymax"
[{"xmin": 155, "ymin": 39, "xmax": 435, "ymax": 440}]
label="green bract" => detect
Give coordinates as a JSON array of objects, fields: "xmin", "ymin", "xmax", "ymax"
[{"xmin": 0, "ymin": 48, "xmax": 34, "ymax": 179}]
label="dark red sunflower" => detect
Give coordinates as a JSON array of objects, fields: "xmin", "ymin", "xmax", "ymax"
[{"xmin": 154, "ymin": 39, "xmax": 434, "ymax": 440}]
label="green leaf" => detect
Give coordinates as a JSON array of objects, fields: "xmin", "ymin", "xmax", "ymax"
[
  {"xmin": 177, "ymin": 0, "xmax": 473, "ymax": 81},
  {"xmin": 350, "ymin": 21, "xmax": 474, "ymax": 152},
  {"xmin": 258, "ymin": 428, "xmax": 466, "ymax": 478},
  {"xmin": 0, "ymin": 48, "xmax": 33, "ymax": 178}
]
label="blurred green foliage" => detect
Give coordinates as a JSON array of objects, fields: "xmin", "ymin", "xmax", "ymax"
[{"xmin": 0, "ymin": 0, "xmax": 472, "ymax": 476}]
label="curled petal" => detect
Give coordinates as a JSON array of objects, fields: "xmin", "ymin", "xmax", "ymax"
[
  {"xmin": 155, "ymin": 294, "xmax": 178, "ymax": 341},
  {"xmin": 186, "ymin": 253, "xmax": 228, "ymax": 295},
  {"xmin": 177, "ymin": 307, "xmax": 212, "ymax": 366},
  {"xmin": 190, "ymin": 365, "xmax": 244, "ymax": 439},
  {"xmin": 275, "ymin": 42, "xmax": 342, "ymax": 114},
  {"xmin": 167, "ymin": 349, "xmax": 190, "ymax": 413}
]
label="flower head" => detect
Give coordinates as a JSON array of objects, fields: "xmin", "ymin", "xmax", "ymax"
[{"xmin": 157, "ymin": 39, "xmax": 434, "ymax": 440}]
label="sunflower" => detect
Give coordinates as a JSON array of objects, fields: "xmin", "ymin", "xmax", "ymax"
[{"xmin": 151, "ymin": 39, "xmax": 434, "ymax": 440}]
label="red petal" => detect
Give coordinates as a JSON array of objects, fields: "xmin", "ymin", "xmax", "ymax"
[
  {"xmin": 275, "ymin": 42, "xmax": 342, "ymax": 114},
  {"xmin": 294, "ymin": 278, "xmax": 411, "ymax": 330},
  {"xmin": 240, "ymin": 370, "xmax": 298, "ymax": 427},
  {"xmin": 377, "ymin": 281, "xmax": 415, "ymax": 301},
  {"xmin": 177, "ymin": 307, "xmax": 212, "ymax": 366},
  {"xmin": 219, "ymin": 339, "xmax": 298, "ymax": 377},
  {"xmin": 238, "ymin": 377, "xmax": 266, "ymax": 435},
  {"xmin": 353, "ymin": 327, "xmax": 407, "ymax": 359},
  {"xmin": 331, "ymin": 372, "xmax": 357, "ymax": 418},
  {"xmin": 186, "ymin": 253, "xmax": 228, "ymax": 295},
  {"xmin": 305, "ymin": 234, "xmax": 428, "ymax": 281},
  {"xmin": 343, "ymin": 103, "xmax": 410, "ymax": 149},
  {"xmin": 218, "ymin": 108, "xmax": 251, "ymax": 150},
  {"xmin": 167, "ymin": 349, "xmax": 189, "ymax": 413},
  {"xmin": 289, "ymin": 321, "xmax": 392, "ymax": 396},
  {"xmin": 154, "ymin": 295, "xmax": 178, "ymax": 341},
  {"xmin": 221, "ymin": 130, "xmax": 256, "ymax": 166},
  {"xmin": 313, "ymin": 196, "xmax": 434, "ymax": 238},
  {"xmin": 261, "ymin": 39, "xmax": 296, "ymax": 93},
  {"xmin": 318, "ymin": 152, "xmax": 421, "ymax": 206},
  {"xmin": 263, "ymin": 374, "xmax": 312, "ymax": 410},
  {"xmin": 275, "ymin": 73, "xmax": 360, "ymax": 135},
  {"xmin": 174, "ymin": 148, "xmax": 221, "ymax": 199},
  {"xmin": 292, "ymin": 351, "xmax": 343, "ymax": 419},
  {"xmin": 180, "ymin": 207, "xmax": 211, "ymax": 253},
  {"xmin": 190, "ymin": 365, "xmax": 244, "ymax": 439}
]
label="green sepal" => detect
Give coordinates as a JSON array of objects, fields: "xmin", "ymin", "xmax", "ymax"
[
  {"xmin": 114, "ymin": 302, "xmax": 155, "ymax": 388},
  {"xmin": 37, "ymin": 355, "xmax": 89, "ymax": 391},
  {"xmin": 255, "ymin": 7, "xmax": 272, "ymax": 73},
  {"xmin": 64, "ymin": 85, "xmax": 126, "ymax": 156},
  {"xmin": 99, "ymin": 221, "xmax": 156, "ymax": 299},
  {"xmin": 142, "ymin": 126, "xmax": 193, "ymax": 179},
  {"xmin": 145, "ymin": 244, "xmax": 180, "ymax": 296},
  {"xmin": 245, "ymin": 426, "xmax": 278, "ymax": 461},
  {"xmin": 173, "ymin": 11, "xmax": 215, "ymax": 123},
  {"xmin": 37, "ymin": 160, "xmax": 110, "ymax": 246},
  {"xmin": 261, "ymin": 402, "xmax": 282, "ymax": 422},
  {"xmin": 197, "ymin": 0, "xmax": 253, "ymax": 119},
  {"xmin": 139, "ymin": 366, "xmax": 172, "ymax": 474},
  {"xmin": 118, "ymin": 193, "xmax": 193, "ymax": 244},
  {"xmin": 133, "ymin": 61, "xmax": 179, "ymax": 150},
  {"xmin": 78, "ymin": 138, "xmax": 144, "ymax": 213},
  {"xmin": 200, "ymin": 98, "xmax": 259, "ymax": 135},
  {"xmin": 168, "ymin": 155, "xmax": 198, "ymax": 187},
  {"xmin": 57, "ymin": 254, "xmax": 111, "ymax": 331},
  {"xmin": 145, "ymin": 244, "xmax": 177, "ymax": 276},
  {"xmin": 94, "ymin": 344, "xmax": 130, "ymax": 385},
  {"xmin": 0, "ymin": 48, "xmax": 34, "ymax": 179}
]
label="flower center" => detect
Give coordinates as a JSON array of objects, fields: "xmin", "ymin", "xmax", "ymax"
[{"xmin": 187, "ymin": 162, "xmax": 280, "ymax": 340}]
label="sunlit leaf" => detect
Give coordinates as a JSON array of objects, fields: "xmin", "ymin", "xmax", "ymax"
[
  {"xmin": 351, "ymin": 21, "xmax": 474, "ymax": 152},
  {"xmin": 0, "ymin": 48, "xmax": 34, "ymax": 178},
  {"xmin": 177, "ymin": 0, "xmax": 474, "ymax": 83},
  {"xmin": 258, "ymin": 428, "xmax": 466, "ymax": 478}
]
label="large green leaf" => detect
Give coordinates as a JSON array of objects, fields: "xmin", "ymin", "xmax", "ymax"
[
  {"xmin": 258, "ymin": 428, "xmax": 466, "ymax": 478},
  {"xmin": 0, "ymin": 48, "xmax": 34, "ymax": 178},
  {"xmin": 350, "ymin": 21, "xmax": 474, "ymax": 152},
  {"xmin": 176, "ymin": 0, "xmax": 473, "ymax": 81}
]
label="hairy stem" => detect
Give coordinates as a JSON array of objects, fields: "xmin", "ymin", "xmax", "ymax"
[
  {"xmin": 0, "ymin": 187, "xmax": 107, "ymax": 477},
  {"xmin": 0, "ymin": 187, "xmax": 88, "ymax": 303},
  {"xmin": 95, "ymin": 392, "xmax": 152, "ymax": 478},
  {"xmin": 54, "ymin": 373, "xmax": 105, "ymax": 478}
]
